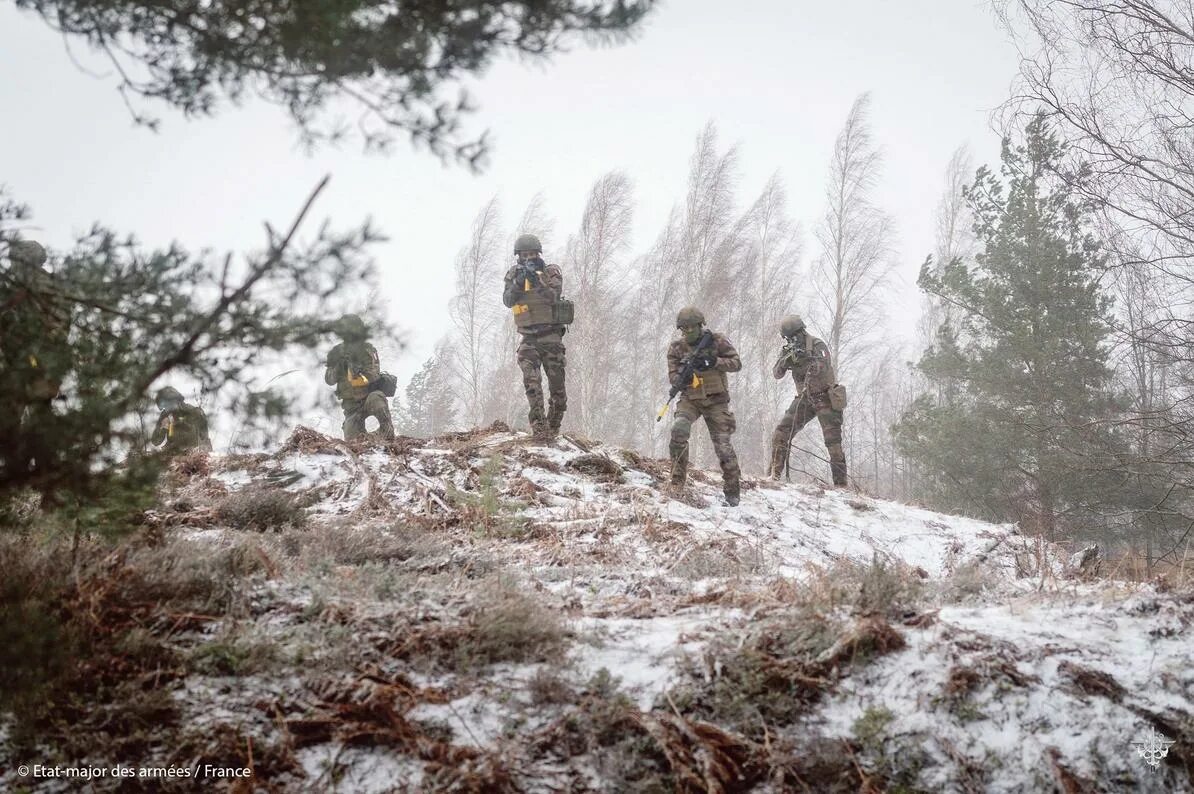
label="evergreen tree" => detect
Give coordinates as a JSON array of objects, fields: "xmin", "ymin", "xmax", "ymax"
[
  {"xmin": 0, "ymin": 179, "xmax": 383, "ymax": 530},
  {"xmin": 15, "ymin": 0, "xmax": 656, "ymax": 164},
  {"xmin": 895, "ymin": 116, "xmax": 1126, "ymax": 538}
]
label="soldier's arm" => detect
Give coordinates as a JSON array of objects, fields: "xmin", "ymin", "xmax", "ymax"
[
  {"xmin": 324, "ymin": 344, "xmax": 345, "ymax": 385},
  {"xmin": 502, "ymin": 267, "xmax": 519, "ymax": 308},
  {"xmin": 363, "ymin": 344, "xmax": 382, "ymax": 381},
  {"xmin": 539, "ymin": 264, "xmax": 563, "ymax": 301},
  {"xmin": 666, "ymin": 343, "xmax": 682, "ymax": 386},
  {"xmin": 150, "ymin": 412, "xmax": 168, "ymax": 445},
  {"xmin": 772, "ymin": 352, "xmax": 790, "ymax": 380},
  {"xmin": 714, "ymin": 336, "xmax": 742, "ymax": 373}
]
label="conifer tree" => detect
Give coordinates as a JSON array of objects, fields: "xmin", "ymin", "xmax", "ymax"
[{"xmin": 895, "ymin": 116, "xmax": 1126, "ymax": 537}]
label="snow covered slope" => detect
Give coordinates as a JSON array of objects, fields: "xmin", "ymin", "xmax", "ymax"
[{"xmin": 10, "ymin": 424, "xmax": 1187, "ymax": 792}]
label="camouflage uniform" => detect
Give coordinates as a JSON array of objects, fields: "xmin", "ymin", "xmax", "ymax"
[
  {"xmin": 768, "ymin": 331, "xmax": 847, "ymax": 486},
  {"xmin": 150, "ymin": 388, "xmax": 213, "ymax": 454},
  {"xmin": 502, "ymin": 258, "xmax": 567, "ymax": 437},
  {"xmin": 325, "ymin": 317, "xmax": 395, "ymax": 441},
  {"xmin": 1, "ymin": 241, "xmax": 70, "ymax": 407},
  {"xmin": 667, "ymin": 332, "xmax": 742, "ymax": 502},
  {"xmin": 1, "ymin": 241, "xmax": 70, "ymax": 473}
]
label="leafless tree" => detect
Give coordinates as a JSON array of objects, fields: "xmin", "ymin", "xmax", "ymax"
[
  {"xmin": 565, "ymin": 172, "xmax": 635, "ymax": 438},
  {"xmin": 810, "ymin": 93, "xmax": 898, "ymax": 377},
  {"xmin": 448, "ymin": 196, "xmax": 502, "ymax": 426}
]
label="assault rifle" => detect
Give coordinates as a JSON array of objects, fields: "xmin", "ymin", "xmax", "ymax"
[
  {"xmin": 656, "ymin": 329, "xmax": 715, "ymax": 422},
  {"xmin": 781, "ymin": 338, "xmax": 808, "ymax": 364}
]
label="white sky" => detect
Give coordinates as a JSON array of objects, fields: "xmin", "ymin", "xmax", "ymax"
[{"xmin": 0, "ymin": 0, "xmax": 1020, "ymax": 413}]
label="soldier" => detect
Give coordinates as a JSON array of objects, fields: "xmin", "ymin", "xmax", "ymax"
[
  {"xmin": 324, "ymin": 314, "xmax": 396, "ymax": 441},
  {"xmin": 1, "ymin": 240, "xmax": 69, "ymax": 408},
  {"xmin": 150, "ymin": 386, "xmax": 213, "ymax": 453},
  {"xmin": 768, "ymin": 314, "xmax": 848, "ymax": 487},
  {"xmin": 502, "ymin": 233, "xmax": 567, "ymax": 440},
  {"xmin": 1, "ymin": 240, "xmax": 70, "ymax": 474},
  {"xmin": 666, "ymin": 307, "xmax": 743, "ymax": 506}
]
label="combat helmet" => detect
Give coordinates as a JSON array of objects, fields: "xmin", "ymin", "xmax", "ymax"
[
  {"xmin": 513, "ymin": 234, "xmax": 542, "ymax": 254},
  {"xmin": 780, "ymin": 315, "xmax": 806, "ymax": 338},
  {"xmin": 8, "ymin": 240, "xmax": 47, "ymax": 269},
  {"xmin": 675, "ymin": 306, "xmax": 706, "ymax": 328},
  {"xmin": 335, "ymin": 314, "xmax": 368, "ymax": 341},
  {"xmin": 156, "ymin": 386, "xmax": 184, "ymax": 410}
]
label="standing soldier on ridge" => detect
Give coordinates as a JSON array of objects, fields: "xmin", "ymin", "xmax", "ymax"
[
  {"xmin": 502, "ymin": 234, "xmax": 570, "ymax": 441},
  {"xmin": 665, "ymin": 306, "xmax": 742, "ymax": 506},
  {"xmin": 324, "ymin": 314, "xmax": 397, "ymax": 441},
  {"xmin": 768, "ymin": 315, "xmax": 848, "ymax": 487}
]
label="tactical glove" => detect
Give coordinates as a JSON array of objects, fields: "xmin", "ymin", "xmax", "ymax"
[{"xmin": 694, "ymin": 352, "xmax": 718, "ymax": 371}]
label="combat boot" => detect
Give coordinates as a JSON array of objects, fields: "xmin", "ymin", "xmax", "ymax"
[
  {"xmin": 723, "ymin": 485, "xmax": 740, "ymax": 507},
  {"xmin": 531, "ymin": 420, "xmax": 551, "ymax": 442}
]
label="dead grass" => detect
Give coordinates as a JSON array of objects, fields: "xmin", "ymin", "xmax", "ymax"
[
  {"xmin": 671, "ymin": 538, "xmax": 773, "ymax": 581},
  {"xmin": 214, "ymin": 486, "xmax": 307, "ymax": 531},
  {"xmin": 796, "ymin": 557, "xmax": 925, "ymax": 620},
  {"xmin": 667, "ymin": 609, "xmax": 905, "ymax": 737}
]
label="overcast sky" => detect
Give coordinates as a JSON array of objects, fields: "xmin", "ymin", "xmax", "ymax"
[{"xmin": 0, "ymin": 0, "xmax": 1020, "ymax": 432}]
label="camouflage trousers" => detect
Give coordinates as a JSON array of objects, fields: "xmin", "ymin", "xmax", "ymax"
[
  {"xmin": 342, "ymin": 391, "xmax": 395, "ymax": 441},
  {"xmin": 517, "ymin": 330, "xmax": 567, "ymax": 433},
  {"xmin": 769, "ymin": 389, "xmax": 847, "ymax": 486},
  {"xmin": 669, "ymin": 395, "xmax": 740, "ymax": 499}
]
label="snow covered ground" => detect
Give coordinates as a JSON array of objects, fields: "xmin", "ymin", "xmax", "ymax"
[{"xmin": 6, "ymin": 424, "xmax": 1188, "ymax": 791}]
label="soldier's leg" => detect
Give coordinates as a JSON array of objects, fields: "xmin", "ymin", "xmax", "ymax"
[
  {"xmin": 668, "ymin": 400, "xmax": 700, "ymax": 487},
  {"xmin": 769, "ymin": 395, "xmax": 816, "ymax": 477},
  {"xmin": 542, "ymin": 334, "xmax": 567, "ymax": 435},
  {"xmin": 342, "ymin": 401, "xmax": 366, "ymax": 440},
  {"xmin": 516, "ymin": 336, "xmax": 547, "ymax": 433},
  {"xmin": 812, "ymin": 391, "xmax": 847, "ymax": 487},
  {"xmin": 364, "ymin": 392, "xmax": 395, "ymax": 439},
  {"xmin": 704, "ymin": 400, "xmax": 741, "ymax": 504}
]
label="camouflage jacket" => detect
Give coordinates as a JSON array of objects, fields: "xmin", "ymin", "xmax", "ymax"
[
  {"xmin": 667, "ymin": 331, "xmax": 742, "ymax": 401},
  {"xmin": 0, "ymin": 268, "xmax": 71, "ymax": 401},
  {"xmin": 502, "ymin": 259, "xmax": 564, "ymax": 335},
  {"xmin": 151, "ymin": 403, "xmax": 212, "ymax": 452},
  {"xmin": 325, "ymin": 340, "xmax": 382, "ymax": 403},
  {"xmin": 773, "ymin": 332, "xmax": 835, "ymax": 395}
]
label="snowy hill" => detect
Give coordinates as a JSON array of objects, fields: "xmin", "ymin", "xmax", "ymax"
[{"xmin": 6, "ymin": 423, "xmax": 1190, "ymax": 792}]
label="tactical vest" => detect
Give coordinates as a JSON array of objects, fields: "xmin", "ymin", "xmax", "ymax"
[
  {"xmin": 511, "ymin": 272, "xmax": 558, "ymax": 329},
  {"xmin": 676, "ymin": 338, "xmax": 728, "ymax": 400},
  {"xmin": 336, "ymin": 342, "xmax": 381, "ymax": 402},
  {"xmin": 790, "ymin": 335, "xmax": 835, "ymax": 395},
  {"xmin": 162, "ymin": 405, "xmax": 212, "ymax": 451}
]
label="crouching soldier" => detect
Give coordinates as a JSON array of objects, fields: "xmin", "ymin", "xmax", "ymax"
[
  {"xmin": 768, "ymin": 315, "xmax": 848, "ymax": 487},
  {"xmin": 502, "ymin": 233, "xmax": 569, "ymax": 440},
  {"xmin": 150, "ymin": 386, "xmax": 213, "ymax": 454},
  {"xmin": 325, "ymin": 314, "xmax": 396, "ymax": 441},
  {"xmin": 666, "ymin": 306, "xmax": 742, "ymax": 506}
]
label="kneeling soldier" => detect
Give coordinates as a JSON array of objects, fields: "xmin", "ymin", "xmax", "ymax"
[
  {"xmin": 151, "ymin": 386, "xmax": 213, "ymax": 454},
  {"xmin": 768, "ymin": 315, "xmax": 847, "ymax": 487},
  {"xmin": 325, "ymin": 314, "xmax": 396, "ymax": 441},
  {"xmin": 666, "ymin": 306, "xmax": 742, "ymax": 506}
]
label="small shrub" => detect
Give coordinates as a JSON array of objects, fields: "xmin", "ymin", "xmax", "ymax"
[
  {"xmin": 453, "ymin": 590, "xmax": 567, "ymax": 670},
  {"xmin": 214, "ymin": 487, "xmax": 307, "ymax": 531},
  {"xmin": 189, "ymin": 634, "xmax": 278, "ymax": 676},
  {"xmin": 528, "ymin": 667, "xmax": 577, "ymax": 705},
  {"xmin": 853, "ymin": 705, "xmax": 895, "ymax": 749}
]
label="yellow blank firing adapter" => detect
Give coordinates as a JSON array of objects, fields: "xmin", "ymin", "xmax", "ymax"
[{"xmin": 347, "ymin": 366, "xmax": 370, "ymax": 387}]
